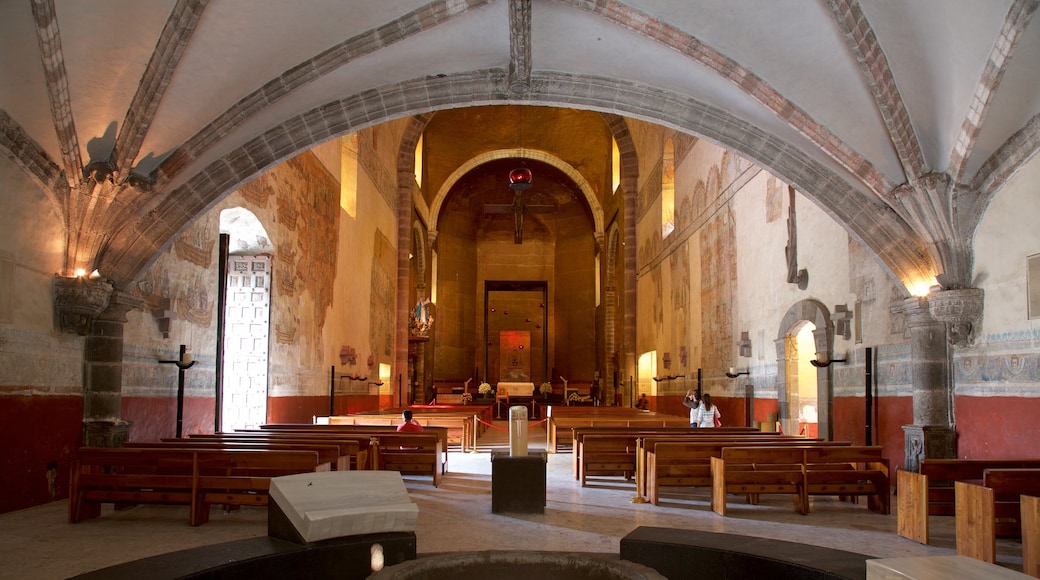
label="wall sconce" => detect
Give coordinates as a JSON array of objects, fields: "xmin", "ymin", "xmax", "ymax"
[
  {"xmin": 159, "ymin": 344, "xmax": 196, "ymax": 370},
  {"xmin": 833, "ymin": 304, "xmax": 852, "ymax": 340},
  {"xmin": 725, "ymin": 367, "xmax": 750, "ymax": 378},
  {"xmin": 738, "ymin": 331, "xmax": 752, "ymax": 358},
  {"xmin": 810, "ymin": 353, "xmax": 848, "ymax": 368},
  {"xmin": 652, "ymin": 374, "xmax": 685, "ymax": 382}
]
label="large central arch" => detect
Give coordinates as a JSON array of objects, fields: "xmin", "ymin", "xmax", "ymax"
[{"xmin": 101, "ymin": 70, "xmax": 935, "ymax": 294}]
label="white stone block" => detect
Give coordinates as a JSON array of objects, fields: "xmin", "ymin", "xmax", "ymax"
[{"xmin": 269, "ymin": 471, "xmax": 418, "ymax": 543}]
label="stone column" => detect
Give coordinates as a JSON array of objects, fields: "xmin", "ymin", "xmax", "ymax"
[
  {"xmin": 82, "ymin": 291, "xmax": 140, "ymax": 448},
  {"xmin": 898, "ymin": 296, "xmax": 956, "ymax": 472}
]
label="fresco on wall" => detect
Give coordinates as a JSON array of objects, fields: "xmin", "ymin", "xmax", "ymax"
[
  {"xmin": 239, "ymin": 173, "xmax": 275, "ymax": 208},
  {"xmin": 670, "ymin": 241, "xmax": 691, "ymax": 351},
  {"xmin": 281, "ymin": 154, "xmax": 339, "ymax": 353},
  {"xmin": 765, "ymin": 176, "xmax": 783, "ymax": 223},
  {"xmin": 370, "ymin": 230, "xmax": 396, "ymax": 360},
  {"xmin": 700, "ymin": 209, "xmax": 736, "ymax": 366},
  {"xmin": 175, "ymin": 273, "xmax": 213, "ymax": 327},
  {"xmin": 174, "ymin": 221, "xmax": 215, "ymax": 268}
]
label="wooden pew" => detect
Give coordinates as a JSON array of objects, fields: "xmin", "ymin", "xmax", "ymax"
[
  {"xmin": 803, "ymin": 446, "xmax": 889, "ymax": 514},
  {"xmin": 374, "ymin": 433, "xmax": 444, "ymax": 487},
  {"xmin": 546, "ymin": 408, "xmax": 690, "ymax": 452},
  {"xmin": 130, "ymin": 439, "xmax": 351, "ymax": 471},
  {"xmin": 68, "ymin": 448, "xmax": 322, "ymax": 526},
  {"xmin": 190, "ymin": 431, "xmax": 370, "ymax": 471},
  {"xmin": 195, "ymin": 430, "xmax": 443, "ymax": 486},
  {"xmin": 1023, "ymin": 495, "xmax": 1039, "ymax": 578},
  {"xmin": 326, "ymin": 410, "xmax": 478, "ymax": 452},
  {"xmin": 955, "ymin": 469, "xmax": 1040, "ymax": 564},
  {"xmin": 644, "ymin": 437, "xmax": 829, "ymax": 505},
  {"xmin": 897, "ymin": 458, "xmax": 1040, "ymax": 544},
  {"xmin": 710, "ymin": 447, "xmax": 807, "ymax": 516},
  {"xmin": 260, "ymin": 424, "xmax": 446, "ymax": 473},
  {"xmin": 571, "ymin": 426, "xmax": 760, "ymax": 480}
]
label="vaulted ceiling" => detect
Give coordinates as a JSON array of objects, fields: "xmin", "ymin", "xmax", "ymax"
[{"xmin": 1, "ymin": 0, "xmax": 1038, "ymax": 291}]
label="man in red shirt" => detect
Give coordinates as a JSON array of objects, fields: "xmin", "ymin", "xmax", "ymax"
[{"xmin": 397, "ymin": 409, "xmax": 423, "ymax": 432}]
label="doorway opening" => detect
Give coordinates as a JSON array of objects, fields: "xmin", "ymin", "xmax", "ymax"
[{"xmin": 219, "ymin": 208, "xmax": 272, "ymax": 432}]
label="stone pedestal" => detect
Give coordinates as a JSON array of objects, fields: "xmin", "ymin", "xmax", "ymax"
[
  {"xmin": 491, "ymin": 451, "xmax": 546, "ymax": 513},
  {"xmin": 902, "ymin": 424, "xmax": 957, "ymax": 473},
  {"xmin": 82, "ymin": 419, "xmax": 132, "ymax": 448}
]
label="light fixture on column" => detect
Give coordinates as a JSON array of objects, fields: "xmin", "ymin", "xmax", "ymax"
[
  {"xmin": 725, "ymin": 367, "xmax": 750, "ymax": 379},
  {"xmin": 810, "ymin": 352, "xmax": 848, "ymax": 368}
]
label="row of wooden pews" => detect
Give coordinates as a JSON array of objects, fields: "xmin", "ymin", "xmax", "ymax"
[
  {"xmin": 709, "ymin": 445, "xmax": 890, "ymax": 516},
  {"xmin": 69, "ymin": 447, "xmax": 325, "ymax": 526},
  {"xmin": 546, "ymin": 406, "xmax": 690, "ymax": 452},
  {"xmin": 68, "ymin": 420, "xmax": 455, "ymax": 526},
  {"xmin": 896, "ymin": 457, "xmax": 1040, "ymax": 572},
  {"xmin": 564, "ymin": 423, "xmax": 891, "ymax": 517},
  {"xmin": 325, "ymin": 404, "xmax": 493, "ymax": 452}
]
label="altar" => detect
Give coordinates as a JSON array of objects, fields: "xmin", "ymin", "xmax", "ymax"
[{"xmin": 496, "ymin": 382, "xmax": 535, "ymax": 397}]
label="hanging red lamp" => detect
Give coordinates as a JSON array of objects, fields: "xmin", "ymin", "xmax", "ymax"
[{"xmin": 508, "ymin": 167, "xmax": 532, "ymax": 190}]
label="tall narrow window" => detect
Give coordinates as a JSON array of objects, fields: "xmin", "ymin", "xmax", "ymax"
[
  {"xmin": 340, "ymin": 133, "xmax": 359, "ymax": 218},
  {"xmin": 611, "ymin": 137, "xmax": 621, "ymax": 195},
  {"xmin": 662, "ymin": 138, "xmax": 675, "ymax": 237},
  {"xmin": 414, "ymin": 134, "xmax": 424, "ymax": 188}
]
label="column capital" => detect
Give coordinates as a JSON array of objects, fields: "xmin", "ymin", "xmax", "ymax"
[
  {"xmin": 53, "ymin": 275, "xmax": 114, "ymax": 335},
  {"xmin": 927, "ymin": 288, "xmax": 984, "ymax": 347}
]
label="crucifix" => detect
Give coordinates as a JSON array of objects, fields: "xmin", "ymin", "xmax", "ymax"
[{"xmin": 483, "ymin": 167, "xmax": 555, "ymax": 244}]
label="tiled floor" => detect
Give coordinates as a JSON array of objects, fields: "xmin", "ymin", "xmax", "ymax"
[{"xmin": 0, "ymin": 422, "xmax": 1027, "ymax": 579}]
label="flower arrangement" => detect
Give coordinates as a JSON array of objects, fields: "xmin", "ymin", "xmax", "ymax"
[
  {"xmin": 461, "ymin": 392, "xmax": 473, "ymax": 404},
  {"xmin": 478, "ymin": 382, "xmax": 492, "ymax": 395},
  {"xmin": 539, "ymin": 381, "xmax": 553, "ymax": 395}
]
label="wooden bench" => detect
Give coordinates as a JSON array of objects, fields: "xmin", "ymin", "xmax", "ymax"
[
  {"xmin": 644, "ymin": 437, "xmax": 829, "ymax": 505},
  {"xmin": 546, "ymin": 408, "xmax": 690, "ymax": 452},
  {"xmin": 128, "ymin": 439, "xmax": 349, "ymax": 471},
  {"xmin": 710, "ymin": 445, "xmax": 889, "ymax": 516},
  {"xmin": 803, "ymin": 446, "xmax": 889, "ymax": 514},
  {"xmin": 195, "ymin": 430, "xmax": 443, "ymax": 486},
  {"xmin": 373, "ymin": 433, "xmax": 444, "ymax": 487},
  {"xmin": 259, "ymin": 425, "xmax": 446, "ymax": 472},
  {"xmin": 1024, "ymin": 495, "xmax": 1040, "ymax": 578},
  {"xmin": 955, "ymin": 468, "xmax": 1040, "ymax": 564},
  {"xmin": 711, "ymin": 447, "xmax": 807, "ymax": 516},
  {"xmin": 190, "ymin": 431, "xmax": 371, "ymax": 471},
  {"xmin": 68, "ymin": 447, "xmax": 322, "ymax": 526},
  {"xmin": 896, "ymin": 458, "xmax": 1040, "ymax": 544},
  {"xmin": 571, "ymin": 426, "xmax": 761, "ymax": 481}
]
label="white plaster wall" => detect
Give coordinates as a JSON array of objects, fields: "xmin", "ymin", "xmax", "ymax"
[
  {"xmin": 973, "ymin": 153, "xmax": 1040, "ymax": 344},
  {"xmin": 322, "ymin": 122, "xmax": 404, "ymax": 392},
  {"xmin": 0, "ymin": 156, "xmax": 66, "ymax": 332},
  {"xmin": 732, "ymin": 172, "xmax": 854, "ymax": 366}
]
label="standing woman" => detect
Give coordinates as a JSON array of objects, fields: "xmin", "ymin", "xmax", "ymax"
[
  {"xmin": 695, "ymin": 393, "xmax": 721, "ymax": 428},
  {"xmin": 682, "ymin": 390, "xmax": 701, "ymax": 428}
]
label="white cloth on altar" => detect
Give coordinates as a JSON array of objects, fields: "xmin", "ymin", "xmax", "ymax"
[{"xmin": 496, "ymin": 382, "xmax": 535, "ymax": 397}]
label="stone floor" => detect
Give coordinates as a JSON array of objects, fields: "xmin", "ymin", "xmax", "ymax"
[{"xmin": 0, "ymin": 421, "xmax": 1027, "ymax": 579}]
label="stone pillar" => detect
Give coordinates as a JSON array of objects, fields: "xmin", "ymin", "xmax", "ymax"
[
  {"xmin": 82, "ymin": 291, "xmax": 139, "ymax": 448},
  {"xmin": 897, "ymin": 296, "xmax": 956, "ymax": 472}
]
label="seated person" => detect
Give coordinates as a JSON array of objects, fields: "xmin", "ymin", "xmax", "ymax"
[
  {"xmin": 636, "ymin": 393, "xmax": 649, "ymax": 410},
  {"xmin": 397, "ymin": 409, "xmax": 424, "ymax": 432}
]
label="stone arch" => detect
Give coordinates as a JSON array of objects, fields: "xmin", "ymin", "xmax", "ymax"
[
  {"xmin": 774, "ymin": 299, "xmax": 835, "ymax": 439},
  {"xmin": 427, "ymin": 148, "xmax": 603, "ymax": 240},
  {"xmin": 102, "ymin": 71, "xmax": 932, "ymax": 294}
]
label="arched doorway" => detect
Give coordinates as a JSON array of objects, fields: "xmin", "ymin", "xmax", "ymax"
[
  {"xmin": 775, "ymin": 300, "xmax": 835, "ymax": 439},
  {"xmin": 219, "ymin": 208, "xmax": 273, "ymax": 432}
]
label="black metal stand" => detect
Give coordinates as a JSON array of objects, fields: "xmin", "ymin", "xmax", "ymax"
[{"xmin": 159, "ymin": 344, "xmax": 196, "ymax": 438}]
